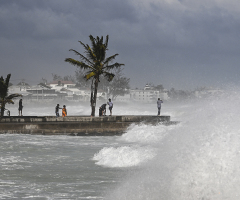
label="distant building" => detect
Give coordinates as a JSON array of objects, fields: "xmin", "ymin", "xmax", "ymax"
[
  {"xmin": 129, "ymin": 84, "xmax": 168, "ymax": 102},
  {"xmin": 26, "ymin": 85, "xmax": 58, "ymax": 101},
  {"xmin": 48, "ymin": 81, "xmax": 75, "ymax": 91},
  {"xmin": 17, "ymin": 81, "xmax": 31, "ymax": 91},
  {"xmin": 109, "ymin": 84, "xmax": 168, "ymax": 102}
]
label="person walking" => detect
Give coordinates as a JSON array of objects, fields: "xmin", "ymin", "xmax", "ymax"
[
  {"xmin": 55, "ymin": 104, "xmax": 62, "ymax": 117},
  {"xmin": 157, "ymin": 98, "xmax": 163, "ymax": 116},
  {"xmin": 107, "ymin": 98, "xmax": 113, "ymax": 116},
  {"xmin": 62, "ymin": 105, "xmax": 67, "ymax": 117},
  {"xmin": 18, "ymin": 99, "xmax": 23, "ymax": 116}
]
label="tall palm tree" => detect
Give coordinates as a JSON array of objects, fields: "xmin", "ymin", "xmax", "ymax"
[
  {"xmin": 0, "ymin": 74, "xmax": 22, "ymax": 117},
  {"xmin": 65, "ymin": 35, "xmax": 124, "ymax": 116}
]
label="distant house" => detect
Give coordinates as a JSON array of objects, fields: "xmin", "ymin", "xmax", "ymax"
[
  {"xmin": 26, "ymin": 85, "xmax": 58, "ymax": 101},
  {"xmin": 48, "ymin": 80, "xmax": 75, "ymax": 91},
  {"xmin": 16, "ymin": 81, "xmax": 31, "ymax": 91}
]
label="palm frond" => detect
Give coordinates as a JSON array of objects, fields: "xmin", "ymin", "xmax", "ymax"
[
  {"xmin": 89, "ymin": 35, "xmax": 97, "ymax": 52},
  {"xmin": 103, "ymin": 72, "xmax": 115, "ymax": 82},
  {"xmin": 65, "ymin": 58, "xmax": 94, "ymax": 70},
  {"xmin": 104, "ymin": 35, "xmax": 109, "ymax": 48},
  {"xmin": 4, "ymin": 99, "xmax": 14, "ymax": 104},
  {"xmin": 86, "ymin": 46, "xmax": 97, "ymax": 61},
  {"xmin": 69, "ymin": 49, "xmax": 94, "ymax": 65},
  {"xmin": 104, "ymin": 62, "xmax": 125, "ymax": 70},
  {"xmin": 85, "ymin": 72, "xmax": 96, "ymax": 80},
  {"xmin": 79, "ymin": 41, "xmax": 90, "ymax": 52},
  {"xmin": 79, "ymin": 40, "xmax": 96, "ymax": 62},
  {"xmin": 103, "ymin": 54, "xmax": 119, "ymax": 66},
  {"xmin": 6, "ymin": 94, "xmax": 22, "ymax": 100}
]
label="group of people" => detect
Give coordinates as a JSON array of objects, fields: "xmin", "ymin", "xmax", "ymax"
[
  {"xmin": 16, "ymin": 99, "xmax": 68, "ymax": 118},
  {"xmin": 99, "ymin": 98, "xmax": 113, "ymax": 116},
  {"xmin": 16, "ymin": 97, "xmax": 163, "ymax": 117},
  {"xmin": 55, "ymin": 104, "xmax": 67, "ymax": 117}
]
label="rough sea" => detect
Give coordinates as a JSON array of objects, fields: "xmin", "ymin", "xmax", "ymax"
[{"xmin": 1, "ymin": 91, "xmax": 240, "ymax": 199}]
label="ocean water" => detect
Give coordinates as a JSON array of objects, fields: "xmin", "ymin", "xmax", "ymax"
[{"xmin": 2, "ymin": 93, "xmax": 240, "ymax": 199}]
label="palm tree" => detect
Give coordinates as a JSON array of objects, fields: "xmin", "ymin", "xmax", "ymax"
[
  {"xmin": 0, "ymin": 74, "xmax": 22, "ymax": 117},
  {"xmin": 65, "ymin": 35, "xmax": 124, "ymax": 116}
]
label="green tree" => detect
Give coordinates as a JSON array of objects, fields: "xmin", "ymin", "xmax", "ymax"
[
  {"xmin": 65, "ymin": 35, "xmax": 124, "ymax": 116},
  {"xmin": 0, "ymin": 74, "xmax": 22, "ymax": 117}
]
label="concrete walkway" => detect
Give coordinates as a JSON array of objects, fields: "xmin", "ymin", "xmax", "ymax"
[{"xmin": 0, "ymin": 115, "xmax": 175, "ymax": 136}]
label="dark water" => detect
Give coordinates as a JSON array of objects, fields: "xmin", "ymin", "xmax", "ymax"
[{"xmin": 0, "ymin": 135, "xmax": 130, "ymax": 199}]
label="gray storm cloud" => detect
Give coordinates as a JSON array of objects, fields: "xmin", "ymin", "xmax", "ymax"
[{"xmin": 1, "ymin": 0, "xmax": 240, "ymax": 89}]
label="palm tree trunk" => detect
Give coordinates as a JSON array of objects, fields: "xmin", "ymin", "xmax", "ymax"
[
  {"xmin": 0, "ymin": 103, "xmax": 5, "ymax": 117},
  {"xmin": 91, "ymin": 78, "xmax": 99, "ymax": 116}
]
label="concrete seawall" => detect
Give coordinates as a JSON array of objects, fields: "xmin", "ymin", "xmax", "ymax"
[{"xmin": 0, "ymin": 115, "xmax": 174, "ymax": 136}]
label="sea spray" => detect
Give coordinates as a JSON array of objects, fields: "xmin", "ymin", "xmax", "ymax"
[
  {"xmin": 105, "ymin": 90, "xmax": 240, "ymax": 200},
  {"xmin": 93, "ymin": 146, "xmax": 157, "ymax": 168},
  {"xmin": 120, "ymin": 123, "xmax": 180, "ymax": 144}
]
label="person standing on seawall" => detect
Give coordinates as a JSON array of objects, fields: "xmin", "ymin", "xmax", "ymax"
[
  {"xmin": 99, "ymin": 103, "xmax": 107, "ymax": 116},
  {"xmin": 55, "ymin": 104, "xmax": 62, "ymax": 117},
  {"xmin": 18, "ymin": 99, "xmax": 23, "ymax": 116},
  {"xmin": 107, "ymin": 98, "xmax": 113, "ymax": 116},
  {"xmin": 62, "ymin": 105, "xmax": 67, "ymax": 117},
  {"xmin": 157, "ymin": 98, "xmax": 163, "ymax": 116}
]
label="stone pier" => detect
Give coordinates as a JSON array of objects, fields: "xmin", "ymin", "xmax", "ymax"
[{"xmin": 0, "ymin": 115, "xmax": 175, "ymax": 136}]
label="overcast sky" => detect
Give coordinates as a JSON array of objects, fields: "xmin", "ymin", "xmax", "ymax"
[{"xmin": 1, "ymin": 0, "xmax": 240, "ymax": 90}]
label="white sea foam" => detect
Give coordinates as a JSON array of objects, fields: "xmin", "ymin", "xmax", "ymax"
[
  {"xmin": 105, "ymin": 89, "xmax": 240, "ymax": 200},
  {"xmin": 120, "ymin": 123, "xmax": 179, "ymax": 144},
  {"xmin": 92, "ymin": 146, "xmax": 157, "ymax": 168},
  {"xmin": 6, "ymin": 90, "xmax": 240, "ymax": 199}
]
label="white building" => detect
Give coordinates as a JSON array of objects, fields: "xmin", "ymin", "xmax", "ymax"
[
  {"xmin": 26, "ymin": 85, "xmax": 58, "ymax": 101},
  {"xmin": 130, "ymin": 85, "xmax": 168, "ymax": 102},
  {"xmin": 48, "ymin": 81, "xmax": 76, "ymax": 91}
]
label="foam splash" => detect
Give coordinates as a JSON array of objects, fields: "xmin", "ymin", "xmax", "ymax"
[
  {"xmin": 105, "ymin": 89, "xmax": 240, "ymax": 200},
  {"xmin": 121, "ymin": 123, "xmax": 179, "ymax": 144},
  {"xmin": 92, "ymin": 146, "xmax": 156, "ymax": 168}
]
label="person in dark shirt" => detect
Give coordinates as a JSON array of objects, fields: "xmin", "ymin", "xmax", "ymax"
[
  {"xmin": 107, "ymin": 99, "xmax": 113, "ymax": 116},
  {"xmin": 157, "ymin": 98, "xmax": 163, "ymax": 116},
  {"xmin": 55, "ymin": 104, "xmax": 62, "ymax": 117},
  {"xmin": 18, "ymin": 99, "xmax": 23, "ymax": 116},
  {"xmin": 99, "ymin": 103, "xmax": 107, "ymax": 116}
]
